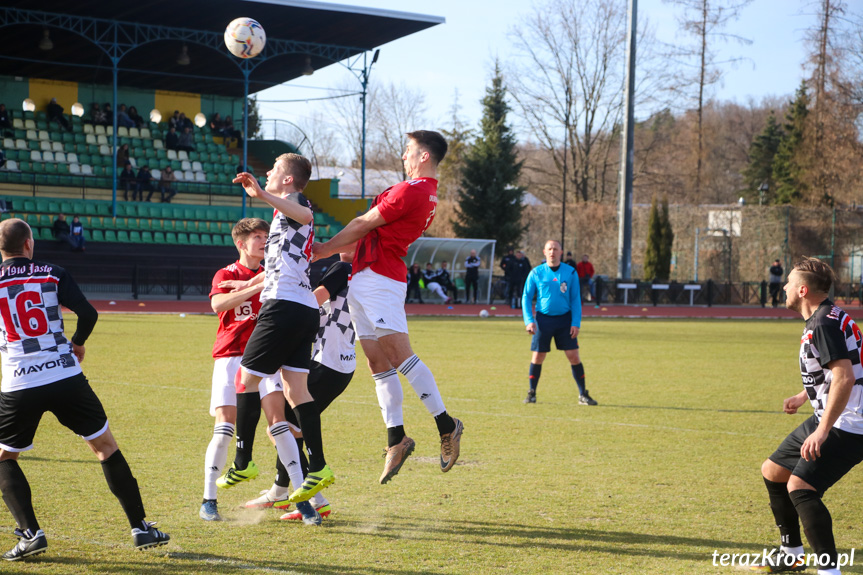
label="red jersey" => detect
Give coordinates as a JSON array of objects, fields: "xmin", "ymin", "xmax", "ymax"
[
  {"xmin": 210, "ymin": 261, "xmax": 264, "ymax": 358},
  {"xmin": 576, "ymin": 261, "xmax": 595, "ymax": 279},
  {"xmin": 353, "ymin": 178, "xmax": 438, "ymax": 283}
]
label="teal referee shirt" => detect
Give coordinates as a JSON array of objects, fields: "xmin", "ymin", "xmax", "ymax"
[{"xmin": 522, "ymin": 262, "xmax": 582, "ymax": 328}]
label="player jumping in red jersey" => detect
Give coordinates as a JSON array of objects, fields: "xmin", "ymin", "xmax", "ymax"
[{"xmin": 312, "ymin": 130, "xmax": 463, "ymax": 485}]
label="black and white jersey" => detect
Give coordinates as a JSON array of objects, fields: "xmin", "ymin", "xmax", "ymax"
[
  {"xmin": 313, "ymin": 261, "xmax": 355, "ymax": 374},
  {"xmin": 261, "ymin": 192, "xmax": 317, "ymax": 310},
  {"xmin": 799, "ymin": 299, "xmax": 863, "ymax": 434},
  {"xmin": 0, "ymin": 258, "xmax": 97, "ymax": 392}
]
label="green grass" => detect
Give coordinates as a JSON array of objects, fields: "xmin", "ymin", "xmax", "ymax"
[{"xmin": 6, "ymin": 315, "xmax": 863, "ymax": 574}]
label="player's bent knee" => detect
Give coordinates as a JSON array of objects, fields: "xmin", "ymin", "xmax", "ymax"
[
  {"xmin": 761, "ymin": 459, "xmax": 791, "ymax": 482},
  {"xmin": 214, "ymin": 405, "xmax": 237, "ymax": 424},
  {"xmin": 86, "ymin": 427, "xmax": 119, "ymax": 461},
  {"xmin": 787, "ymin": 474, "xmax": 816, "ymax": 492}
]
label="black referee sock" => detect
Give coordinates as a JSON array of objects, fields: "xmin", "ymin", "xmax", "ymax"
[
  {"xmin": 0, "ymin": 459, "xmax": 40, "ymax": 534},
  {"xmin": 529, "ymin": 363, "xmax": 542, "ymax": 392},
  {"xmin": 434, "ymin": 411, "xmax": 456, "ymax": 436},
  {"xmin": 100, "ymin": 450, "xmax": 146, "ymax": 529},
  {"xmin": 293, "ymin": 401, "xmax": 326, "ymax": 471},
  {"xmin": 571, "ymin": 363, "xmax": 586, "ymax": 396},
  {"xmin": 274, "ymin": 451, "xmax": 290, "ymax": 488},
  {"xmin": 387, "ymin": 425, "xmax": 406, "ymax": 448},
  {"xmin": 234, "ymin": 392, "xmax": 261, "ymax": 470},
  {"xmin": 763, "ymin": 478, "xmax": 803, "ymax": 548},
  {"xmin": 789, "ymin": 489, "xmax": 837, "ymax": 569}
]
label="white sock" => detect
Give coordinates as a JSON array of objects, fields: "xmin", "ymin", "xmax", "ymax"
[
  {"xmin": 269, "ymin": 422, "xmax": 305, "ymax": 491},
  {"xmin": 817, "ymin": 569, "xmax": 841, "ymax": 575},
  {"xmin": 310, "ymin": 492, "xmax": 329, "ymax": 508},
  {"xmin": 203, "ymin": 422, "xmax": 234, "ymax": 500},
  {"xmin": 398, "ymin": 355, "xmax": 445, "ymax": 416},
  {"xmin": 781, "ymin": 545, "xmax": 804, "ymax": 556},
  {"xmin": 266, "ymin": 483, "xmax": 289, "ymax": 500},
  {"xmin": 373, "ymin": 369, "xmax": 404, "ymax": 427}
]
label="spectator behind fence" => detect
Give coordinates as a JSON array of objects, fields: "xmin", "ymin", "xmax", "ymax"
[
  {"xmin": 159, "ymin": 166, "xmax": 177, "ymax": 203},
  {"xmin": 136, "ymin": 166, "xmax": 155, "ymax": 202},
  {"xmin": 564, "ymin": 251, "xmax": 577, "ymax": 268},
  {"xmin": 69, "ymin": 215, "xmax": 86, "ymax": 252},
  {"xmin": 511, "ymin": 251, "xmax": 531, "ymax": 309},
  {"xmin": 128, "ymin": 106, "xmax": 144, "ymax": 129},
  {"xmin": 177, "ymin": 126, "xmax": 195, "ymax": 152},
  {"xmin": 119, "ymin": 162, "xmax": 137, "ymax": 201},
  {"xmin": 575, "ymin": 254, "xmax": 595, "ymax": 302},
  {"xmin": 52, "ymin": 213, "xmax": 71, "ymax": 245},
  {"xmin": 47, "ymin": 98, "xmax": 72, "ymax": 132},
  {"xmin": 165, "ymin": 125, "xmax": 179, "ymax": 151}
]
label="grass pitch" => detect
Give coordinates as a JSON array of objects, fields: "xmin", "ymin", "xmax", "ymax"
[{"xmin": 5, "ymin": 314, "xmax": 863, "ymax": 574}]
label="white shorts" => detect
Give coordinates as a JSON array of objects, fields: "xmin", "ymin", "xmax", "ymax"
[
  {"xmin": 210, "ymin": 356, "xmax": 282, "ymax": 416},
  {"xmin": 348, "ymin": 269, "xmax": 409, "ymax": 339}
]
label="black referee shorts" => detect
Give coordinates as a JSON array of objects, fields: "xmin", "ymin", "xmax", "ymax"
[
  {"xmin": 531, "ymin": 311, "xmax": 579, "ymax": 353},
  {"xmin": 0, "ymin": 373, "xmax": 109, "ymax": 452},
  {"xmin": 769, "ymin": 414, "xmax": 863, "ymax": 494},
  {"xmin": 241, "ymin": 299, "xmax": 319, "ymax": 376}
]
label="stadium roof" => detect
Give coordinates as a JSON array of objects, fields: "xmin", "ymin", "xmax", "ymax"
[{"xmin": 0, "ymin": 1, "xmax": 444, "ymax": 96}]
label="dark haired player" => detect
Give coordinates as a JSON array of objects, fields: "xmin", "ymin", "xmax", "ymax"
[
  {"xmin": 313, "ymin": 131, "xmax": 464, "ymax": 485},
  {"xmin": 753, "ymin": 257, "xmax": 863, "ymax": 574},
  {"xmin": 0, "ymin": 219, "xmax": 169, "ymax": 560}
]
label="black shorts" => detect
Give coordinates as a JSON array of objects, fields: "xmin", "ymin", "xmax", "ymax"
[
  {"xmin": 769, "ymin": 414, "xmax": 863, "ymax": 494},
  {"xmin": 0, "ymin": 373, "xmax": 108, "ymax": 452},
  {"xmin": 284, "ymin": 360, "xmax": 354, "ymax": 427},
  {"xmin": 531, "ymin": 311, "xmax": 579, "ymax": 353},
  {"xmin": 241, "ymin": 299, "xmax": 319, "ymax": 375}
]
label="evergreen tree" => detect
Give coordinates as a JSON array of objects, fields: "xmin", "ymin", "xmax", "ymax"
[
  {"xmin": 772, "ymin": 82, "xmax": 809, "ymax": 204},
  {"xmin": 742, "ymin": 111, "xmax": 783, "ymax": 203},
  {"xmin": 644, "ymin": 196, "xmax": 662, "ymax": 280},
  {"xmin": 246, "ymin": 96, "xmax": 262, "ymax": 140},
  {"xmin": 658, "ymin": 195, "xmax": 674, "ymax": 279},
  {"xmin": 454, "ymin": 63, "xmax": 525, "ymax": 247}
]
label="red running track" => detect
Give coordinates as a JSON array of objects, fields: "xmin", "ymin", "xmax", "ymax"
[{"xmin": 87, "ymin": 299, "xmax": 862, "ymax": 320}]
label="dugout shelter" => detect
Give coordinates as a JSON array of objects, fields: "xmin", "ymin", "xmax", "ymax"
[{"xmin": 406, "ymin": 237, "xmax": 497, "ymax": 304}]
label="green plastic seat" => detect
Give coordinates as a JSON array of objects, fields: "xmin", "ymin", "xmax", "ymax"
[
  {"xmin": 91, "ymin": 229, "xmax": 105, "ymax": 242},
  {"xmin": 104, "ymin": 230, "xmax": 117, "ymax": 242}
]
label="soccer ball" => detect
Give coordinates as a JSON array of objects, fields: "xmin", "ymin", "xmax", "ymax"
[
  {"xmin": 479, "ymin": 309, "xmax": 489, "ymax": 318},
  {"xmin": 224, "ymin": 18, "xmax": 266, "ymax": 59}
]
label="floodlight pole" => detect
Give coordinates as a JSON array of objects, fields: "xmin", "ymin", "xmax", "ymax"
[
  {"xmin": 617, "ymin": 0, "xmax": 637, "ymax": 280},
  {"xmin": 360, "ymin": 49, "xmax": 379, "ymax": 199}
]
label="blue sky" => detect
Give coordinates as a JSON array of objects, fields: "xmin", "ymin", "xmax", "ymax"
[{"xmin": 256, "ymin": 0, "xmax": 814, "ymax": 138}]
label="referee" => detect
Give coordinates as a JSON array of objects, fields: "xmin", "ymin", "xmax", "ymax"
[{"xmin": 521, "ymin": 240, "xmax": 597, "ymax": 405}]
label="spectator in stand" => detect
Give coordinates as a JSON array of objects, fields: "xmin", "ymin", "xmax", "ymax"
[
  {"xmin": 222, "ymin": 116, "xmax": 242, "ymax": 146},
  {"xmin": 0, "ymin": 104, "xmax": 11, "ymax": 135},
  {"xmin": 159, "ymin": 166, "xmax": 178, "ymax": 203},
  {"xmin": 119, "ymin": 162, "xmax": 136, "ymax": 201},
  {"xmin": 768, "ymin": 259, "xmax": 784, "ymax": 308},
  {"xmin": 52, "ymin": 213, "xmax": 71, "ymax": 245},
  {"xmin": 69, "ymin": 215, "xmax": 86, "ymax": 252},
  {"xmin": 0, "ymin": 149, "xmax": 6, "ymax": 170},
  {"xmin": 117, "ymin": 104, "xmax": 135, "ymax": 129},
  {"xmin": 47, "ymin": 98, "xmax": 72, "ymax": 132},
  {"xmin": 406, "ymin": 263, "xmax": 424, "ymax": 304},
  {"xmin": 564, "ymin": 251, "xmax": 577, "ymax": 268},
  {"xmin": 575, "ymin": 254, "xmax": 595, "ymax": 302},
  {"xmin": 165, "ymin": 125, "xmax": 179, "ymax": 151},
  {"xmin": 169, "ymin": 110, "xmax": 181, "ymax": 131},
  {"xmin": 116, "ymin": 143, "xmax": 130, "ymax": 168},
  {"xmin": 512, "ymin": 251, "xmax": 532, "ymax": 309},
  {"xmin": 178, "ymin": 113, "xmax": 193, "ymax": 131},
  {"xmin": 90, "ymin": 103, "xmax": 107, "ymax": 126},
  {"xmin": 127, "ymin": 106, "xmax": 144, "ymax": 129},
  {"xmin": 177, "ymin": 126, "xmax": 195, "ymax": 152},
  {"xmin": 209, "ymin": 112, "xmax": 224, "ymax": 132},
  {"xmin": 103, "ymin": 103, "xmax": 113, "ymax": 125},
  {"xmin": 136, "ymin": 166, "xmax": 156, "ymax": 202}
]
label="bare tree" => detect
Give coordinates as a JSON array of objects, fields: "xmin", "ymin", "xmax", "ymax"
[
  {"xmin": 325, "ymin": 78, "xmax": 375, "ymax": 168},
  {"xmin": 368, "ymin": 81, "xmax": 429, "ymax": 179},
  {"xmin": 663, "ymin": 0, "xmax": 753, "ymax": 197},
  {"xmin": 508, "ymin": 0, "xmax": 663, "ymax": 206}
]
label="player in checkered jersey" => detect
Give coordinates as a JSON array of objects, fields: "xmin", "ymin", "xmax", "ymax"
[
  {"xmin": 0, "ymin": 219, "xmax": 169, "ymax": 560},
  {"xmin": 199, "ymin": 217, "xmax": 310, "ymax": 522},
  {"xmin": 231, "ymin": 153, "xmax": 335, "ymax": 505},
  {"xmin": 246, "ymin": 255, "xmax": 355, "ymax": 520},
  {"xmin": 312, "ymin": 131, "xmax": 463, "ymax": 485},
  {"xmin": 754, "ymin": 258, "xmax": 863, "ymax": 574}
]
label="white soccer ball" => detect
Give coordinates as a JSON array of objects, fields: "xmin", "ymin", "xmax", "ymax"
[
  {"xmin": 479, "ymin": 309, "xmax": 489, "ymax": 318},
  {"xmin": 224, "ymin": 18, "xmax": 266, "ymax": 59}
]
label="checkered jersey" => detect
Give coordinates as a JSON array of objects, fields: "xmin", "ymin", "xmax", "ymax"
[
  {"xmin": 313, "ymin": 261, "xmax": 355, "ymax": 374},
  {"xmin": 260, "ymin": 192, "xmax": 317, "ymax": 310},
  {"xmin": 0, "ymin": 259, "xmax": 86, "ymax": 392},
  {"xmin": 799, "ymin": 299, "xmax": 863, "ymax": 434}
]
